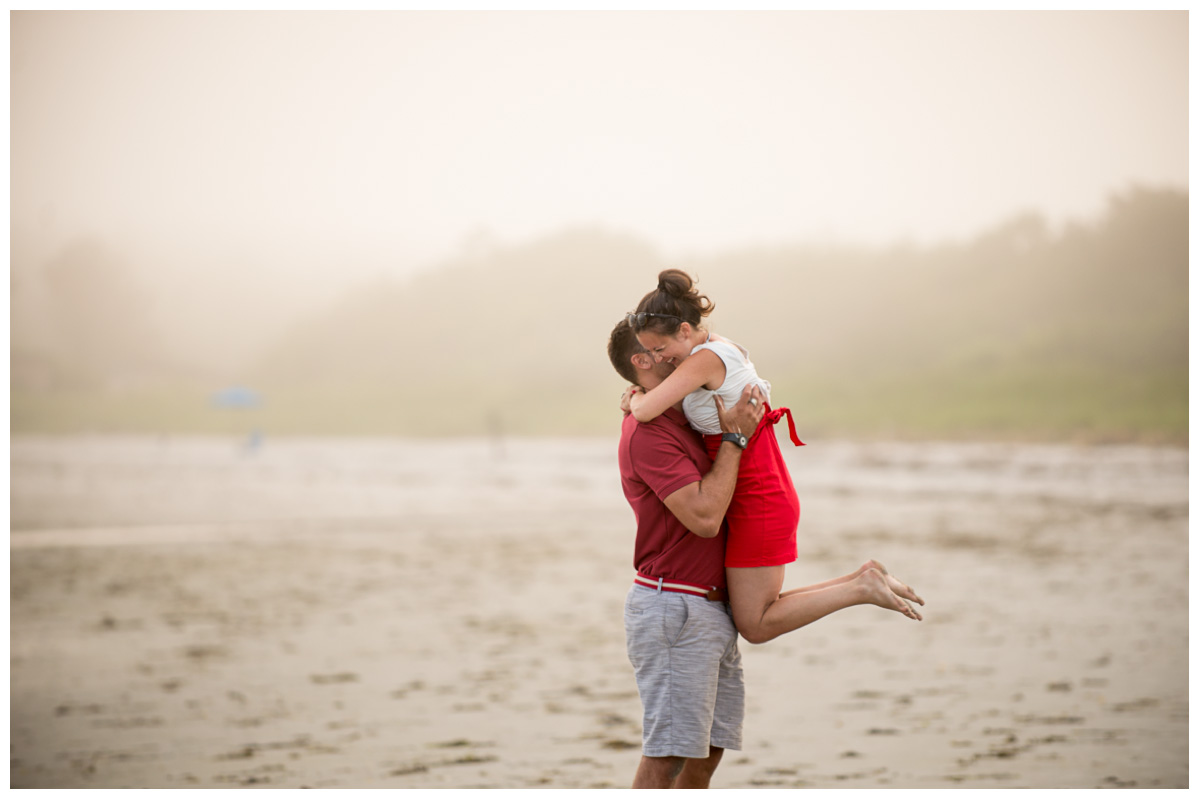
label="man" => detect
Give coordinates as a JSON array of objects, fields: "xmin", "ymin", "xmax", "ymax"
[{"xmin": 607, "ymin": 318, "xmax": 765, "ymax": 789}]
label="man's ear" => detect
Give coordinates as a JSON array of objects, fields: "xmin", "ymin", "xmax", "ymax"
[{"xmin": 631, "ymin": 352, "xmax": 653, "ymax": 371}]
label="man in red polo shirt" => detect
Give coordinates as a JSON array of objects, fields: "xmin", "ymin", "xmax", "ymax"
[{"xmin": 607, "ymin": 319, "xmax": 765, "ymax": 789}]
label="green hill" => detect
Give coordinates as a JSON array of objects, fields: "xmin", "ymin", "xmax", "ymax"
[{"xmin": 12, "ymin": 187, "xmax": 1187, "ymax": 442}]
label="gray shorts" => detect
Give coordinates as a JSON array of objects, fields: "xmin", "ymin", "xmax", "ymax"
[{"xmin": 624, "ymin": 583, "xmax": 745, "ymax": 759}]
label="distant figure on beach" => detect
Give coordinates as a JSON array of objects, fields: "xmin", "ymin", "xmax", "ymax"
[
  {"xmin": 608, "ymin": 272, "xmax": 924, "ymax": 789},
  {"xmin": 485, "ymin": 409, "xmax": 506, "ymax": 460}
]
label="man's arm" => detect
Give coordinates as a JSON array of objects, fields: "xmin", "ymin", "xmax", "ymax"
[{"xmin": 661, "ymin": 384, "xmax": 766, "ymax": 538}]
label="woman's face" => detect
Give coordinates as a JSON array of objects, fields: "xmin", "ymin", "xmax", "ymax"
[{"xmin": 636, "ymin": 324, "xmax": 694, "ymax": 367}]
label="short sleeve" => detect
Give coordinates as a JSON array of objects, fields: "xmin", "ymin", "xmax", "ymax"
[
  {"xmin": 692, "ymin": 340, "xmax": 744, "ymax": 373},
  {"xmin": 627, "ymin": 422, "xmax": 703, "ymax": 501}
]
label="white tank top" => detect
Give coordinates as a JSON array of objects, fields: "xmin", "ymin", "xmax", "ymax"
[{"xmin": 681, "ymin": 337, "xmax": 772, "ymax": 435}]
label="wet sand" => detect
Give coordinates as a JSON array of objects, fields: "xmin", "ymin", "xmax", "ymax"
[{"xmin": 10, "ymin": 435, "xmax": 1188, "ymax": 788}]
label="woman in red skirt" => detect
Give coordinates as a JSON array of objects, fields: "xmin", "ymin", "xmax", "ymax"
[{"xmin": 624, "ymin": 269, "xmax": 924, "ymax": 643}]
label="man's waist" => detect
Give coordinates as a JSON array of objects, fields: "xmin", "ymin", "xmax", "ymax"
[{"xmin": 634, "ymin": 572, "xmax": 729, "ymax": 603}]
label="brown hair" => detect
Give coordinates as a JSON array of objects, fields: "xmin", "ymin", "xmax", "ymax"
[
  {"xmin": 632, "ymin": 269, "xmax": 714, "ymax": 335},
  {"xmin": 607, "ymin": 318, "xmax": 647, "ymax": 385}
]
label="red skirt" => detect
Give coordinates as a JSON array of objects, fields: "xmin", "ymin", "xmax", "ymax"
[{"xmin": 702, "ymin": 405, "xmax": 804, "ymax": 569}]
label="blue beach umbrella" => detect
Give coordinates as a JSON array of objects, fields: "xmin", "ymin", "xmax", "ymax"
[
  {"xmin": 210, "ymin": 386, "xmax": 265, "ymax": 450},
  {"xmin": 210, "ymin": 386, "xmax": 262, "ymax": 409}
]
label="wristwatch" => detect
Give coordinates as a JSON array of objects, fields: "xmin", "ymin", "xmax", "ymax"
[{"xmin": 721, "ymin": 431, "xmax": 749, "ymax": 450}]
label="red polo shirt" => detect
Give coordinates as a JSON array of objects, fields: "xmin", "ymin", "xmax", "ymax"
[{"xmin": 618, "ymin": 407, "xmax": 728, "ymax": 590}]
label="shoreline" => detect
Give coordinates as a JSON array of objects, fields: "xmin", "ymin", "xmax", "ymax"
[{"xmin": 11, "ymin": 436, "xmax": 1188, "ymax": 788}]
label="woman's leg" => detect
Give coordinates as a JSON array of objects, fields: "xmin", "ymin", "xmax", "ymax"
[
  {"xmin": 780, "ymin": 560, "xmax": 924, "ymax": 607},
  {"xmin": 727, "ymin": 564, "xmax": 921, "ymax": 645}
]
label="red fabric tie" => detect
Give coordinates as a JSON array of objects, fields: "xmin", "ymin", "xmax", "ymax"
[{"xmin": 766, "ymin": 405, "xmax": 805, "ymax": 447}]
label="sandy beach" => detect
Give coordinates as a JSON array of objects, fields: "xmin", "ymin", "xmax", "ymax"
[{"xmin": 10, "ymin": 434, "xmax": 1188, "ymax": 789}]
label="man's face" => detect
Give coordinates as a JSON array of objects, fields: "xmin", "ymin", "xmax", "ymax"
[
  {"xmin": 630, "ymin": 348, "xmax": 676, "ymax": 388},
  {"xmin": 650, "ymin": 357, "xmax": 676, "ymax": 381}
]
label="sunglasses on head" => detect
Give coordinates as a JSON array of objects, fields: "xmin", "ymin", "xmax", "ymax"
[{"xmin": 626, "ymin": 311, "xmax": 682, "ymax": 330}]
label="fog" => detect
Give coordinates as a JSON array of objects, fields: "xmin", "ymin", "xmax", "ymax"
[{"xmin": 9, "ymin": 11, "xmax": 1189, "ymax": 438}]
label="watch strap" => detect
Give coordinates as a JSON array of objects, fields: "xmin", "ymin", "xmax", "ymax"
[{"xmin": 721, "ymin": 432, "xmax": 748, "ymax": 450}]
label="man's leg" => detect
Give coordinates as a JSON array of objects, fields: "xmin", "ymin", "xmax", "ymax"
[
  {"xmin": 673, "ymin": 747, "xmax": 724, "ymax": 789},
  {"xmin": 626, "ymin": 588, "xmax": 738, "ymax": 787},
  {"xmin": 633, "ymin": 755, "xmax": 684, "ymax": 789}
]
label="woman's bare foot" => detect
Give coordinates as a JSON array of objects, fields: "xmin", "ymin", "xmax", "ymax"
[
  {"xmin": 859, "ymin": 560, "xmax": 924, "ymax": 606},
  {"xmin": 859, "ymin": 568, "xmax": 922, "ymax": 620}
]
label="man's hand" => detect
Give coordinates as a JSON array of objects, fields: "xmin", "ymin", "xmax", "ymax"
[
  {"xmin": 714, "ymin": 384, "xmax": 766, "ymax": 438},
  {"xmin": 619, "ymin": 385, "xmax": 642, "ymax": 415},
  {"xmin": 664, "ymin": 384, "xmax": 765, "ymax": 539}
]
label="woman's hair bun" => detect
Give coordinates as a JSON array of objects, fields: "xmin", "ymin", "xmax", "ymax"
[
  {"xmin": 656, "ymin": 269, "xmax": 693, "ymax": 297},
  {"xmin": 633, "ymin": 269, "xmax": 713, "ymax": 332}
]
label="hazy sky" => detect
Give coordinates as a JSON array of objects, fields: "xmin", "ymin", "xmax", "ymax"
[{"xmin": 11, "ymin": 10, "xmax": 1189, "ymax": 272}]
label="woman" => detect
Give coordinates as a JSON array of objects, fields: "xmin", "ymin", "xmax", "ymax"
[{"xmin": 623, "ymin": 269, "xmax": 923, "ymax": 643}]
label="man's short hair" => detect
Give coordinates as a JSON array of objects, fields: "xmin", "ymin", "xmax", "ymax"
[{"xmin": 608, "ymin": 319, "xmax": 646, "ymax": 386}]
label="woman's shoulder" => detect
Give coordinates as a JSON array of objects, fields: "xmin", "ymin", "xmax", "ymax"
[{"xmin": 692, "ymin": 334, "xmax": 750, "ymax": 360}]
